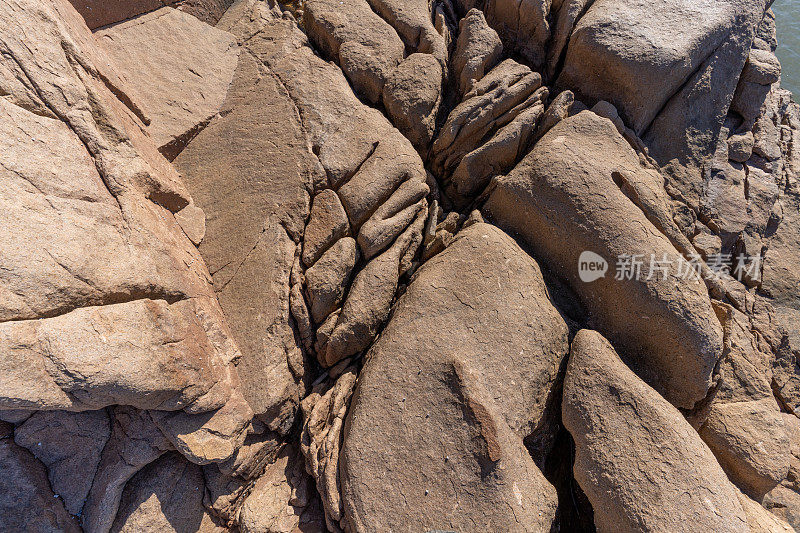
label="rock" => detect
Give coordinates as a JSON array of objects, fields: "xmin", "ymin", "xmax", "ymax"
[
  {"xmin": 68, "ymin": 0, "xmax": 235, "ymax": 29},
  {"xmin": 0, "ymin": 438, "xmax": 80, "ymax": 532},
  {"xmin": 729, "ymin": 131, "xmax": 755, "ymax": 163},
  {"xmin": 302, "ymin": 0, "xmax": 405, "ymax": 103},
  {"xmin": 546, "ymin": 0, "xmax": 592, "ymax": 79},
  {"xmin": 305, "ymin": 238, "xmax": 360, "ymax": 324},
  {"xmin": 174, "ymin": 201, "xmax": 207, "ymax": 245},
  {"xmin": 531, "ymin": 89, "xmax": 576, "ymax": 143},
  {"xmin": 741, "ymin": 48, "xmax": 782, "ymax": 86},
  {"xmin": 0, "ymin": 298, "xmax": 236, "ymax": 413},
  {"xmin": 563, "ymin": 329, "xmax": 750, "ymax": 533},
  {"xmin": 150, "ymin": 388, "xmax": 254, "ymax": 466},
  {"xmin": 737, "ymin": 490, "xmax": 794, "ymax": 532},
  {"xmin": 452, "ymin": 9, "xmax": 503, "ymax": 96},
  {"xmin": 82, "ymin": 407, "xmax": 174, "ymax": 533},
  {"xmin": 432, "ymin": 60, "xmax": 544, "ymax": 179},
  {"xmin": 382, "ymin": 53, "xmax": 443, "ymax": 152},
  {"xmin": 339, "ymin": 223, "xmax": 567, "ymax": 531},
  {"xmin": 365, "ymin": 0, "xmax": 448, "ymax": 64},
  {"xmin": 322, "ymin": 207, "xmax": 426, "ymax": 367},
  {"xmin": 174, "ymin": 47, "xmax": 316, "ymax": 431},
  {"xmin": 764, "ymin": 414, "xmax": 800, "ymax": 530},
  {"xmin": 483, "ymin": 0, "xmax": 551, "ymax": 69},
  {"xmin": 14, "ymin": 410, "xmax": 111, "ymax": 515},
  {"xmin": 300, "ymin": 367, "xmax": 358, "ymax": 531},
  {"xmin": 238, "ymin": 445, "xmax": 312, "ymax": 533},
  {"xmin": 302, "ymin": 189, "xmax": 351, "ymax": 268},
  {"xmin": 96, "ymin": 8, "xmax": 240, "ymax": 160},
  {"xmin": 356, "ymin": 177, "xmax": 429, "ymax": 260},
  {"xmin": 485, "ymin": 111, "xmax": 723, "ymax": 408},
  {"xmin": 109, "ymin": 452, "xmax": 224, "ymax": 532}
]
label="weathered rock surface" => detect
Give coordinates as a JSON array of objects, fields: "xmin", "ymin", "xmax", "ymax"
[
  {"xmin": 110, "ymin": 452, "xmax": 224, "ymax": 532},
  {"xmin": 452, "ymin": 9, "xmax": 502, "ymax": 97},
  {"xmin": 564, "ymin": 329, "xmax": 750, "ymax": 532},
  {"xmin": 485, "ymin": 111, "xmax": 723, "ymax": 408},
  {"xmin": 0, "ymin": 437, "xmax": 80, "ymax": 532},
  {"xmin": 14, "ymin": 409, "xmax": 111, "ymax": 515},
  {"xmin": 339, "ymin": 223, "xmax": 566, "ymax": 532},
  {"xmin": 96, "ymin": 7, "xmax": 240, "ymax": 160},
  {"xmin": 68, "ymin": 0, "xmax": 235, "ymax": 29}
]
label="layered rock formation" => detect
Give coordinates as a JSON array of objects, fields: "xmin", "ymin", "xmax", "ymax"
[{"xmin": 2, "ymin": 0, "xmax": 800, "ymax": 531}]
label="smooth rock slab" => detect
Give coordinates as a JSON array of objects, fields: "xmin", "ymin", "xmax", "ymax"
[
  {"xmin": 340, "ymin": 223, "xmax": 567, "ymax": 532},
  {"xmin": 96, "ymin": 8, "xmax": 239, "ymax": 160}
]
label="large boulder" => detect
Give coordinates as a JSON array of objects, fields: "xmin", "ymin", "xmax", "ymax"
[
  {"xmin": 339, "ymin": 223, "xmax": 567, "ymax": 532},
  {"xmin": 563, "ymin": 329, "xmax": 750, "ymax": 532},
  {"xmin": 557, "ymin": 0, "xmax": 770, "ymax": 206},
  {"xmin": 485, "ymin": 111, "xmax": 723, "ymax": 408},
  {"xmin": 68, "ymin": 0, "xmax": 235, "ymax": 29}
]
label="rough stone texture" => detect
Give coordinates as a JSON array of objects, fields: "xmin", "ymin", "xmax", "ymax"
[
  {"xmin": 82, "ymin": 407, "xmax": 174, "ymax": 533},
  {"xmin": 96, "ymin": 8, "xmax": 240, "ymax": 160},
  {"xmin": 452, "ymin": 9, "xmax": 503, "ymax": 96},
  {"xmin": 14, "ymin": 409, "xmax": 111, "ymax": 515},
  {"xmin": 483, "ymin": 0, "xmax": 550, "ymax": 70},
  {"xmin": 238, "ymin": 445, "xmax": 314, "ymax": 533},
  {"xmin": 302, "ymin": 189, "xmax": 351, "ymax": 268},
  {"xmin": 0, "ymin": 438, "xmax": 81, "ymax": 532},
  {"xmin": 764, "ymin": 414, "xmax": 800, "ymax": 530},
  {"xmin": 485, "ymin": 111, "xmax": 722, "ymax": 408},
  {"xmin": 302, "ymin": 0, "xmax": 405, "ymax": 104},
  {"xmin": 301, "ymin": 367, "xmax": 358, "ymax": 531},
  {"xmin": 305, "ymin": 238, "xmax": 359, "ymax": 324},
  {"xmin": 564, "ymin": 329, "xmax": 750, "ymax": 532},
  {"xmin": 340, "ymin": 224, "xmax": 566, "ymax": 532},
  {"xmin": 110, "ymin": 452, "xmax": 224, "ymax": 532},
  {"xmin": 173, "ymin": 45, "xmax": 316, "ymax": 432},
  {"xmin": 68, "ymin": 0, "xmax": 235, "ymax": 29}
]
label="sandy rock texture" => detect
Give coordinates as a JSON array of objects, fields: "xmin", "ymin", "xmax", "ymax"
[{"xmin": 2, "ymin": 0, "xmax": 800, "ymax": 531}]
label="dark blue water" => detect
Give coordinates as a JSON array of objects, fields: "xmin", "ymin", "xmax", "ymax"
[{"xmin": 773, "ymin": 0, "xmax": 800, "ymax": 96}]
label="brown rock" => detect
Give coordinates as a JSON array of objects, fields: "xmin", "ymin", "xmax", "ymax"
[
  {"xmin": 82, "ymin": 407, "xmax": 174, "ymax": 533},
  {"xmin": 238, "ymin": 445, "xmax": 312, "ymax": 533},
  {"xmin": 305, "ymin": 238, "xmax": 360, "ymax": 324},
  {"xmin": 96, "ymin": 8, "xmax": 240, "ymax": 160},
  {"xmin": 0, "ymin": 438, "xmax": 80, "ymax": 532},
  {"xmin": 302, "ymin": 189, "xmax": 351, "ymax": 268},
  {"xmin": 340, "ymin": 223, "xmax": 567, "ymax": 531},
  {"xmin": 485, "ymin": 111, "xmax": 723, "ymax": 408},
  {"xmin": 14, "ymin": 410, "xmax": 111, "ymax": 515},
  {"xmin": 452, "ymin": 8, "xmax": 503, "ymax": 96},
  {"xmin": 302, "ymin": 0, "xmax": 404, "ymax": 103},
  {"xmin": 174, "ymin": 47, "xmax": 316, "ymax": 431},
  {"xmin": 110, "ymin": 452, "xmax": 224, "ymax": 532},
  {"xmin": 563, "ymin": 329, "xmax": 750, "ymax": 533},
  {"xmin": 483, "ymin": 0, "xmax": 550, "ymax": 69}
]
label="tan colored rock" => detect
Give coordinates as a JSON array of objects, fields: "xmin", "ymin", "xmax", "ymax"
[
  {"xmin": 151, "ymin": 387, "xmax": 254, "ymax": 465},
  {"xmin": 737, "ymin": 490, "xmax": 794, "ymax": 532},
  {"xmin": 0, "ymin": 438, "xmax": 80, "ymax": 533},
  {"xmin": 96, "ymin": 8, "xmax": 240, "ymax": 160},
  {"xmin": 485, "ymin": 111, "xmax": 723, "ymax": 408},
  {"xmin": 83, "ymin": 407, "xmax": 174, "ymax": 533},
  {"xmin": 563, "ymin": 329, "xmax": 750, "ymax": 533},
  {"xmin": 302, "ymin": 189, "xmax": 351, "ymax": 268},
  {"xmin": 546, "ymin": 0, "xmax": 591, "ymax": 78},
  {"xmin": 340, "ymin": 223, "xmax": 567, "ymax": 531},
  {"xmin": 68, "ymin": 0, "xmax": 236, "ymax": 29},
  {"xmin": 452, "ymin": 8, "xmax": 503, "ymax": 96},
  {"xmin": 484, "ymin": 0, "xmax": 550, "ymax": 69},
  {"xmin": 432, "ymin": 59, "xmax": 545, "ymax": 179},
  {"xmin": 14, "ymin": 410, "xmax": 111, "ymax": 515},
  {"xmin": 0, "ymin": 298, "xmax": 236, "ymax": 413},
  {"xmin": 764, "ymin": 414, "xmax": 800, "ymax": 530},
  {"xmin": 302, "ymin": 0, "xmax": 404, "ymax": 103},
  {"xmin": 174, "ymin": 47, "xmax": 316, "ymax": 431},
  {"xmin": 365, "ymin": 0, "xmax": 448, "ymax": 64},
  {"xmin": 238, "ymin": 445, "xmax": 312, "ymax": 533},
  {"xmin": 110, "ymin": 452, "xmax": 224, "ymax": 532},
  {"xmin": 323, "ymin": 208, "xmax": 426, "ymax": 367},
  {"xmin": 382, "ymin": 53, "xmax": 443, "ymax": 151},
  {"xmin": 305, "ymin": 238, "xmax": 360, "ymax": 324},
  {"xmin": 300, "ymin": 367, "xmax": 358, "ymax": 531}
]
